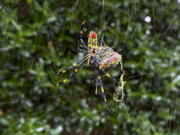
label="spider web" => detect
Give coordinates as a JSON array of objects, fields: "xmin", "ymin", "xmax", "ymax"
[{"xmin": 0, "ymin": 0, "xmax": 179, "ymax": 134}]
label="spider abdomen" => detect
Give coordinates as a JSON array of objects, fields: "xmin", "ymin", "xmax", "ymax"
[{"xmin": 99, "ymin": 52, "xmax": 122, "ymax": 69}]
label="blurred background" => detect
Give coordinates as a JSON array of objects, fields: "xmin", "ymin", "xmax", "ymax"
[{"xmin": 0, "ymin": 0, "xmax": 179, "ymax": 134}]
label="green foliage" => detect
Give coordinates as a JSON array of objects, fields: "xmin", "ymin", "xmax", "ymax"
[{"xmin": 0, "ymin": 0, "xmax": 179, "ymax": 134}]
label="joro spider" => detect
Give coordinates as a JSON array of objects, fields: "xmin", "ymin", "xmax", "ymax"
[{"xmin": 48, "ymin": 22, "xmax": 123, "ymax": 102}]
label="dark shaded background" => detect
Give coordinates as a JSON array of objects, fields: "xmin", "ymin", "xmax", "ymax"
[{"xmin": 0, "ymin": 0, "xmax": 179, "ymax": 134}]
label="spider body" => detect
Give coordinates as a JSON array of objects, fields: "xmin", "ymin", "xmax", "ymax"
[
  {"xmin": 87, "ymin": 31, "xmax": 121, "ymax": 69},
  {"xmin": 48, "ymin": 23, "xmax": 123, "ymax": 102}
]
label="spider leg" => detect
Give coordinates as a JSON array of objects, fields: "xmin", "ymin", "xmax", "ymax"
[
  {"xmin": 100, "ymin": 68, "xmax": 116, "ymax": 82},
  {"xmin": 95, "ymin": 70, "xmax": 99, "ymax": 95},
  {"xmin": 48, "ymin": 55, "xmax": 89, "ymax": 86},
  {"xmin": 76, "ymin": 48, "xmax": 89, "ymax": 53},
  {"xmin": 48, "ymin": 73, "xmax": 57, "ymax": 86},
  {"xmin": 97, "ymin": 75, "xmax": 107, "ymax": 102},
  {"xmin": 48, "ymin": 62, "xmax": 62, "ymax": 85},
  {"xmin": 80, "ymin": 39, "xmax": 87, "ymax": 47},
  {"xmin": 57, "ymin": 57, "xmax": 86, "ymax": 86},
  {"xmin": 94, "ymin": 70, "xmax": 106, "ymax": 101},
  {"xmin": 79, "ymin": 21, "xmax": 88, "ymax": 47},
  {"xmin": 99, "ymin": 76, "xmax": 107, "ymax": 102},
  {"xmin": 50, "ymin": 62, "xmax": 59, "ymax": 74},
  {"xmin": 57, "ymin": 55, "xmax": 88, "ymax": 76}
]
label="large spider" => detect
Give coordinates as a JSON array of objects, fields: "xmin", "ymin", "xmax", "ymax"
[{"xmin": 48, "ymin": 22, "xmax": 124, "ymax": 102}]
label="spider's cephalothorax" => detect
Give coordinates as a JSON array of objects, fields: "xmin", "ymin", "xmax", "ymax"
[
  {"xmin": 88, "ymin": 31, "xmax": 98, "ymax": 47},
  {"xmin": 48, "ymin": 24, "xmax": 123, "ymax": 102}
]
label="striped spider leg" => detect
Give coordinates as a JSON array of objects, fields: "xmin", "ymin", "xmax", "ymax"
[{"xmin": 48, "ymin": 54, "xmax": 89, "ymax": 86}]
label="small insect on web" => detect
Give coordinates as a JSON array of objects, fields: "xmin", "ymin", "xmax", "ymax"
[{"xmin": 48, "ymin": 21, "xmax": 125, "ymax": 102}]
